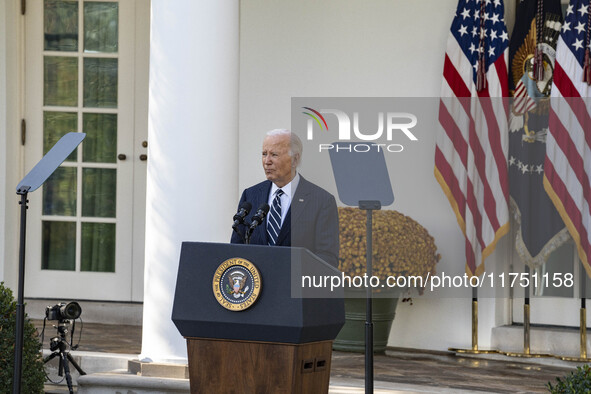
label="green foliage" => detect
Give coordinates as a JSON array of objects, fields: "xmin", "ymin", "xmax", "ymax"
[
  {"xmin": 0, "ymin": 282, "xmax": 45, "ymax": 394},
  {"xmin": 548, "ymin": 364, "xmax": 591, "ymax": 394}
]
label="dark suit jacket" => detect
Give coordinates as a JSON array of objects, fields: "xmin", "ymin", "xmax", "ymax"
[{"xmin": 230, "ymin": 176, "xmax": 339, "ymax": 267}]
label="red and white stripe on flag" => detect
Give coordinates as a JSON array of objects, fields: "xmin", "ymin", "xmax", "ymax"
[
  {"xmin": 545, "ymin": 0, "xmax": 591, "ymax": 276},
  {"xmin": 513, "ymin": 80, "xmax": 537, "ymax": 114},
  {"xmin": 435, "ymin": 0, "xmax": 510, "ymax": 276}
]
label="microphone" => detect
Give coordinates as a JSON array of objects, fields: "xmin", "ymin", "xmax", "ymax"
[
  {"xmin": 232, "ymin": 202, "xmax": 252, "ymax": 229},
  {"xmin": 249, "ymin": 204, "xmax": 270, "ymax": 230}
]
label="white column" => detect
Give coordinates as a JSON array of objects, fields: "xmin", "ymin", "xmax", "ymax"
[
  {"xmin": 141, "ymin": 0, "xmax": 239, "ymax": 363},
  {"xmin": 0, "ymin": 1, "xmax": 7, "ymax": 282}
]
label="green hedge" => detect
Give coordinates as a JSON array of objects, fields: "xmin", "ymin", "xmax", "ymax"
[
  {"xmin": 548, "ymin": 364, "xmax": 591, "ymax": 394},
  {"xmin": 0, "ymin": 282, "xmax": 45, "ymax": 393}
]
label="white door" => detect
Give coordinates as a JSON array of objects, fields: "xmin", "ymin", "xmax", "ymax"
[{"xmin": 23, "ymin": 0, "xmax": 149, "ymax": 301}]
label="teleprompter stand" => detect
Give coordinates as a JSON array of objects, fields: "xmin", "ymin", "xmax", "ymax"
[
  {"xmin": 12, "ymin": 132, "xmax": 85, "ymax": 394},
  {"xmin": 329, "ymin": 143, "xmax": 394, "ymax": 394},
  {"xmin": 359, "ymin": 200, "xmax": 381, "ymax": 393}
]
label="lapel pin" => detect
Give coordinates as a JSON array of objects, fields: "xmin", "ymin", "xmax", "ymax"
[{"xmin": 299, "ymin": 198, "xmax": 304, "ymax": 202}]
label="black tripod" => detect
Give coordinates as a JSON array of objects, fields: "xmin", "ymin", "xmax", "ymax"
[{"xmin": 43, "ymin": 320, "xmax": 86, "ymax": 394}]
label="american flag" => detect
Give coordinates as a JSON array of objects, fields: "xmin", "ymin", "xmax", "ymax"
[
  {"xmin": 435, "ymin": 0, "xmax": 510, "ymax": 276},
  {"xmin": 544, "ymin": 0, "xmax": 591, "ymax": 276}
]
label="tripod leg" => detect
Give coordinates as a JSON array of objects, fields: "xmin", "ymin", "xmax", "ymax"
[
  {"xmin": 43, "ymin": 352, "xmax": 59, "ymax": 364},
  {"xmin": 66, "ymin": 353, "xmax": 86, "ymax": 375},
  {"xmin": 60, "ymin": 352, "xmax": 74, "ymax": 394},
  {"xmin": 58, "ymin": 354, "xmax": 64, "ymax": 377}
]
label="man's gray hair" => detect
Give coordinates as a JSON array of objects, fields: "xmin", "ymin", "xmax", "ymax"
[{"xmin": 266, "ymin": 129, "xmax": 303, "ymax": 167}]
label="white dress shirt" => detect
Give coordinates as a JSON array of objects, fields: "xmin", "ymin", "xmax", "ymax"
[{"xmin": 267, "ymin": 172, "xmax": 300, "ymax": 227}]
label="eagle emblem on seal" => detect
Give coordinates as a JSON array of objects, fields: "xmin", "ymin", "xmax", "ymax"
[{"xmin": 225, "ymin": 270, "xmax": 250, "ymax": 298}]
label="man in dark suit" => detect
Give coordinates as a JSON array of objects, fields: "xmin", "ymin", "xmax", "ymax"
[{"xmin": 231, "ymin": 129, "xmax": 339, "ymax": 267}]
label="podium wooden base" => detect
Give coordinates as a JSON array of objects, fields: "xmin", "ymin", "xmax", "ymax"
[{"xmin": 186, "ymin": 338, "xmax": 333, "ymax": 394}]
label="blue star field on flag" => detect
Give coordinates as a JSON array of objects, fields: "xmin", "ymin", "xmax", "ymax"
[
  {"xmin": 561, "ymin": 1, "xmax": 591, "ymax": 67},
  {"xmin": 451, "ymin": 0, "xmax": 509, "ymax": 86}
]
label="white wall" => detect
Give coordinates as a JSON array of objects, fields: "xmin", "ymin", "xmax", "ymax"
[
  {"xmin": 239, "ymin": 0, "xmax": 513, "ymax": 351},
  {"xmin": 239, "ymin": 0, "xmax": 458, "ymax": 191}
]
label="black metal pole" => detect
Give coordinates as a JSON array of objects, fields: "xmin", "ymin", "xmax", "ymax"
[
  {"xmin": 365, "ymin": 208, "xmax": 373, "ymax": 394},
  {"xmin": 13, "ymin": 188, "xmax": 29, "ymax": 394}
]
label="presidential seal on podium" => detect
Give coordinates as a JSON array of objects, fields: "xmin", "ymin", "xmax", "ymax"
[{"xmin": 212, "ymin": 257, "xmax": 262, "ymax": 311}]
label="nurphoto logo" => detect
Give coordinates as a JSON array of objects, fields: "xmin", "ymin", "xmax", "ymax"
[{"xmin": 301, "ymin": 106, "xmax": 419, "ymax": 153}]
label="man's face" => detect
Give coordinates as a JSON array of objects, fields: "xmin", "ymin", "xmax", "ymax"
[{"xmin": 262, "ymin": 134, "xmax": 295, "ymax": 188}]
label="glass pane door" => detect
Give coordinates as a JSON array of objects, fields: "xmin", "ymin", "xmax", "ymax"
[
  {"xmin": 43, "ymin": 0, "xmax": 118, "ymax": 274},
  {"xmin": 25, "ymin": 0, "xmax": 140, "ymax": 301}
]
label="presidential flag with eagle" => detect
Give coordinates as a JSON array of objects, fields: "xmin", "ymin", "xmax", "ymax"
[{"xmin": 508, "ymin": 0, "xmax": 568, "ymax": 276}]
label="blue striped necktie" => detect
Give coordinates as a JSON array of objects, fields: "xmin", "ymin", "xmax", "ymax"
[{"xmin": 267, "ymin": 189, "xmax": 284, "ymax": 245}]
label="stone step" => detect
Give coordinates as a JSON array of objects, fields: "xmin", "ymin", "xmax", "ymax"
[
  {"xmin": 77, "ymin": 370, "xmax": 190, "ymax": 394},
  {"xmin": 43, "ymin": 349, "xmax": 136, "ymax": 390}
]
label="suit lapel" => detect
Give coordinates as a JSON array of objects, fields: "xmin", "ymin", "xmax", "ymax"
[
  {"xmin": 275, "ymin": 210, "xmax": 291, "ymax": 246},
  {"xmin": 275, "ymin": 177, "xmax": 311, "ymax": 246},
  {"xmin": 252, "ymin": 181, "xmax": 272, "ymax": 245}
]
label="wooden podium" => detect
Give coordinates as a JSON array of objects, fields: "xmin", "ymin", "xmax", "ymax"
[{"xmin": 172, "ymin": 242, "xmax": 345, "ymax": 394}]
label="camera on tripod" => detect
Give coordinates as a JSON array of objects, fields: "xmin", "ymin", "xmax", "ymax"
[
  {"xmin": 42, "ymin": 301, "xmax": 85, "ymax": 394},
  {"xmin": 45, "ymin": 301, "xmax": 82, "ymax": 321}
]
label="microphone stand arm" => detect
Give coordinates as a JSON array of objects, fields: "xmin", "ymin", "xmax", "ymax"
[
  {"xmin": 244, "ymin": 224, "xmax": 254, "ymax": 244},
  {"xmin": 245, "ymin": 217, "xmax": 264, "ymax": 245},
  {"xmin": 232, "ymin": 223, "xmax": 246, "ymax": 244}
]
